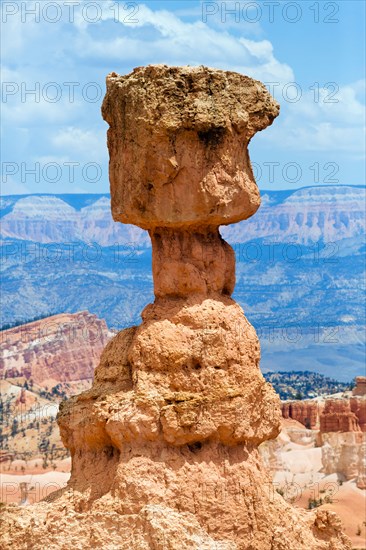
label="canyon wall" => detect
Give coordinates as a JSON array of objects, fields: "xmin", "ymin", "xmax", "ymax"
[
  {"xmin": 0, "ymin": 312, "xmax": 112, "ymax": 385},
  {"xmin": 282, "ymin": 400, "xmax": 321, "ymax": 429},
  {"xmin": 320, "ymin": 399, "xmax": 361, "ymax": 433},
  {"xmin": 281, "ymin": 381, "xmax": 366, "ymax": 491},
  {"xmin": 318, "ymin": 379, "xmax": 366, "ymax": 489},
  {"xmin": 350, "ymin": 396, "xmax": 366, "ymax": 432},
  {"xmin": 282, "ymin": 391, "xmax": 366, "ymax": 433}
]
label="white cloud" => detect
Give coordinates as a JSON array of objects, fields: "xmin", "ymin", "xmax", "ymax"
[
  {"xmin": 1, "ymin": 64, "xmax": 84, "ymax": 126},
  {"xmin": 293, "ymin": 80, "xmax": 365, "ymax": 124},
  {"xmin": 1, "ymin": 0, "xmax": 364, "ymax": 193},
  {"xmin": 51, "ymin": 127, "xmax": 106, "ymax": 160},
  {"xmin": 73, "ymin": 4, "xmax": 293, "ymax": 84},
  {"xmin": 273, "ymin": 122, "xmax": 364, "ymax": 154},
  {"xmin": 264, "ymin": 80, "xmax": 366, "ymax": 155}
]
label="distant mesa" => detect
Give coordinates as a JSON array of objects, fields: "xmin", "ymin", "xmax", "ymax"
[{"xmin": 1, "ymin": 185, "xmax": 365, "ymax": 246}]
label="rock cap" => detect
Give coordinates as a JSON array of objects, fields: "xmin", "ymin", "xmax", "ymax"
[{"xmin": 102, "ymin": 64, "xmax": 279, "ymax": 229}]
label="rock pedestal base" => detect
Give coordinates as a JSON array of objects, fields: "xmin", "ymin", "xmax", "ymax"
[{"xmin": 0, "ymin": 65, "xmax": 351, "ymax": 549}]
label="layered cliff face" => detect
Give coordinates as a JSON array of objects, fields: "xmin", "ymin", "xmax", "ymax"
[
  {"xmin": 282, "ymin": 400, "xmax": 321, "ymax": 429},
  {"xmin": 320, "ymin": 400, "xmax": 361, "ymax": 433},
  {"xmin": 223, "ymin": 185, "xmax": 366, "ymax": 245},
  {"xmin": 0, "ymin": 66, "xmax": 351, "ymax": 550},
  {"xmin": 281, "ymin": 389, "xmax": 366, "ymax": 492},
  {"xmin": 2, "ymin": 186, "xmax": 365, "ymax": 246},
  {"xmin": 0, "ymin": 312, "xmax": 113, "ymax": 470},
  {"xmin": 0, "ymin": 312, "xmax": 112, "ymax": 385},
  {"xmin": 350, "ymin": 397, "xmax": 366, "ymax": 432},
  {"xmin": 281, "ymin": 394, "xmax": 366, "ymax": 433},
  {"xmin": 258, "ymin": 417, "xmax": 366, "ymax": 549}
]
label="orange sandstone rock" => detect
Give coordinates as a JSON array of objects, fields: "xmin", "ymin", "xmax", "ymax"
[
  {"xmin": 150, "ymin": 227, "xmax": 236, "ymax": 298},
  {"xmin": 0, "ymin": 65, "xmax": 351, "ymax": 550},
  {"xmin": 319, "ymin": 393, "xmax": 366, "ymax": 490},
  {"xmin": 321, "ymin": 432, "xmax": 366, "ymax": 487},
  {"xmin": 350, "ymin": 396, "xmax": 366, "ymax": 431},
  {"xmin": 282, "ymin": 395, "xmax": 366, "ymax": 433},
  {"xmin": 320, "ymin": 399, "xmax": 361, "ymax": 433},
  {"xmin": 102, "ymin": 65, "xmax": 279, "ymax": 230},
  {"xmin": 352, "ymin": 376, "xmax": 366, "ymax": 397},
  {"xmin": 0, "ymin": 311, "xmax": 111, "ymax": 385},
  {"xmin": 282, "ymin": 400, "xmax": 321, "ymax": 429}
]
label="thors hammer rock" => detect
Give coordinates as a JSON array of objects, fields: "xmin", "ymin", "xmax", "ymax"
[{"xmin": 0, "ymin": 66, "xmax": 351, "ymax": 550}]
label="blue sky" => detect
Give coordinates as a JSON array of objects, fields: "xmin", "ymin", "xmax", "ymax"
[{"xmin": 1, "ymin": 0, "xmax": 365, "ymax": 194}]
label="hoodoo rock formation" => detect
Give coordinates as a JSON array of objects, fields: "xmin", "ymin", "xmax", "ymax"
[
  {"xmin": 319, "ymin": 392, "xmax": 366, "ymax": 490},
  {"xmin": 321, "ymin": 432, "xmax": 366, "ymax": 484},
  {"xmin": 350, "ymin": 396, "xmax": 366, "ymax": 431},
  {"xmin": 353, "ymin": 376, "xmax": 366, "ymax": 397},
  {"xmin": 0, "ymin": 66, "xmax": 351, "ymax": 549},
  {"xmin": 320, "ymin": 400, "xmax": 361, "ymax": 433},
  {"xmin": 282, "ymin": 400, "xmax": 321, "ymax": 429},
  {"xmin": 282, "ymin": 394, "xmax": 366, "ymax": 433}
]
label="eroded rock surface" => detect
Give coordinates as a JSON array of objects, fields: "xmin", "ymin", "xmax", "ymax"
[
  {"xmin": 282, "ymin": 400, "xmax": 321, "ymax": 429},
  {"xmin": 353, "ymin": 376, "xmax": 366, "ymax": 397},
  {"xmin": 320, "ymin": 399, "xmax": 361, "ymax": 433},
  {"xmin": 102, "ymin": 65, "xmax": 279, "ymax": 229},
  {"xmin": 282, "ymin": 395, "xmax": 366, "ymax": 433},
  {"xmin": 321, "ymin": 432, "xmax": 366, "ymax": 489},
  {"xmin": 0, "ymin": 311, "xmax": 111, "ymax": 385},
  {"xmin": 0, "ymin": 65, "xmax": 351, "ymax": 549}
]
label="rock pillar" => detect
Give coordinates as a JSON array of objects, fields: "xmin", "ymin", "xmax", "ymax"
[{"xmin": 0, "ymin": 65, "xmax": 351, "ymax": 550}]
